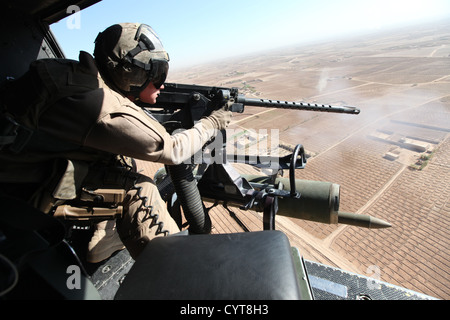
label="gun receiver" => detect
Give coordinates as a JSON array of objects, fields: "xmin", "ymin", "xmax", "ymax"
[{"xmin": 146, "ymin": 83, "xmax": 360, "ymax": 128}]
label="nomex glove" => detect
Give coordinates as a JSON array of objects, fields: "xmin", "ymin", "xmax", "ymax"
[{"xmin": 205, "ymin": 106, "xmax": 232, "ymax": 131}]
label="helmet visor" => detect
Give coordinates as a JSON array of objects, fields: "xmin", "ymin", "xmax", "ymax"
[
  {"xmin": 150, "ymin": 59, "xmax": 169, "ymax": 88},
  {"xmin": 129, "ymin": 58, "xmax": 168, "ymax": 93},
  {"xmin": 135, "ymin": 24, "xmax": 166, "ymax": 53}
]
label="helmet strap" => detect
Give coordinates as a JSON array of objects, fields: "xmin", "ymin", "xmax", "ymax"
[{"xmin": 124, "ymin": 34, "xmax": 154, "ymax": 71}]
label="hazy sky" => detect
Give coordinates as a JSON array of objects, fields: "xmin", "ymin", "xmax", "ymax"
[{"xmin": 51, "ymin": 0, "xmax": 450, "ymax": 70}]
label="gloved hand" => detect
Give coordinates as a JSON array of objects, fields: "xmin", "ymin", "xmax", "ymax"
[{"xmin": 205, "ymin": 106, "xmax": 232, "ymax": 130}]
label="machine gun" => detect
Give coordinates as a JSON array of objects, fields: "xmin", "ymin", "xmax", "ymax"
[
  {"xmin": 145, "ymin": 82, "xmax": 360, "ymax": 130},
  {"xmin": 140, "ymin": 83, "xmax": 389, "ymax": 234}
]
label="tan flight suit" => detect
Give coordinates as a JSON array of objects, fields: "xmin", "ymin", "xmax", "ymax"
[{"xmin": 0, "ymin": 51, "xmax": 225, "ymax": 258}]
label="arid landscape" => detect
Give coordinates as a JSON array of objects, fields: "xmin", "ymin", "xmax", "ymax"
[{"xmin": 139, "ymin": 20, "xmax": 449, "ymax": 299}]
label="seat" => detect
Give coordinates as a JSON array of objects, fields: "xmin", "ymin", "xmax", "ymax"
[{"xmin": 115, "ymin": 230, "xmax": 302, "ymax": 300}]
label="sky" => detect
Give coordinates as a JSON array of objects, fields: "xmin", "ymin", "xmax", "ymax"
[{"xmin": 51, "ymin": 0, "xmax": 450, "ymax": 70}]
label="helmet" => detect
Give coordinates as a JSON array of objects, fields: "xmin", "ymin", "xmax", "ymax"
[{"xmin": 94, "ymin": 23, "xmax": 169, "ymax": 96}]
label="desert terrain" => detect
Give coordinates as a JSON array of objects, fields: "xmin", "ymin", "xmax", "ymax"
[{"xmin": 140, "ymin": 20, "xmax": 450, "ymax": 299}]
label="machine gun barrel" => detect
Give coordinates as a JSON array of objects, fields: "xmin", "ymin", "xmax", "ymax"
[{"xmin": 238, "ymin": 97, "xmax": 360, "ymax": 115}]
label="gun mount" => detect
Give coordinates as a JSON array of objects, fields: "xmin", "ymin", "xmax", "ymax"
[{"xmin": 156, "ymin": 146, "xmax": 391, "ymax": 231}]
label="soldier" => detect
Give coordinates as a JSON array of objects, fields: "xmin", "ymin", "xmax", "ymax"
[{"xmin": 0, "ymin": 23, "xmax": 232, "ymax": 262}]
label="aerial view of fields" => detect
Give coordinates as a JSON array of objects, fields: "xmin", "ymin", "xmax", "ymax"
[{"xmin": 146, "ymin": 19, "xmax": 450, "ymax": 299}]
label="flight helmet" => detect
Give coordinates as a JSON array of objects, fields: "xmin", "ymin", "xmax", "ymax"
[{"xmin": 94, "ymin": 23, "xmax": 169, "ymax": 97}]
